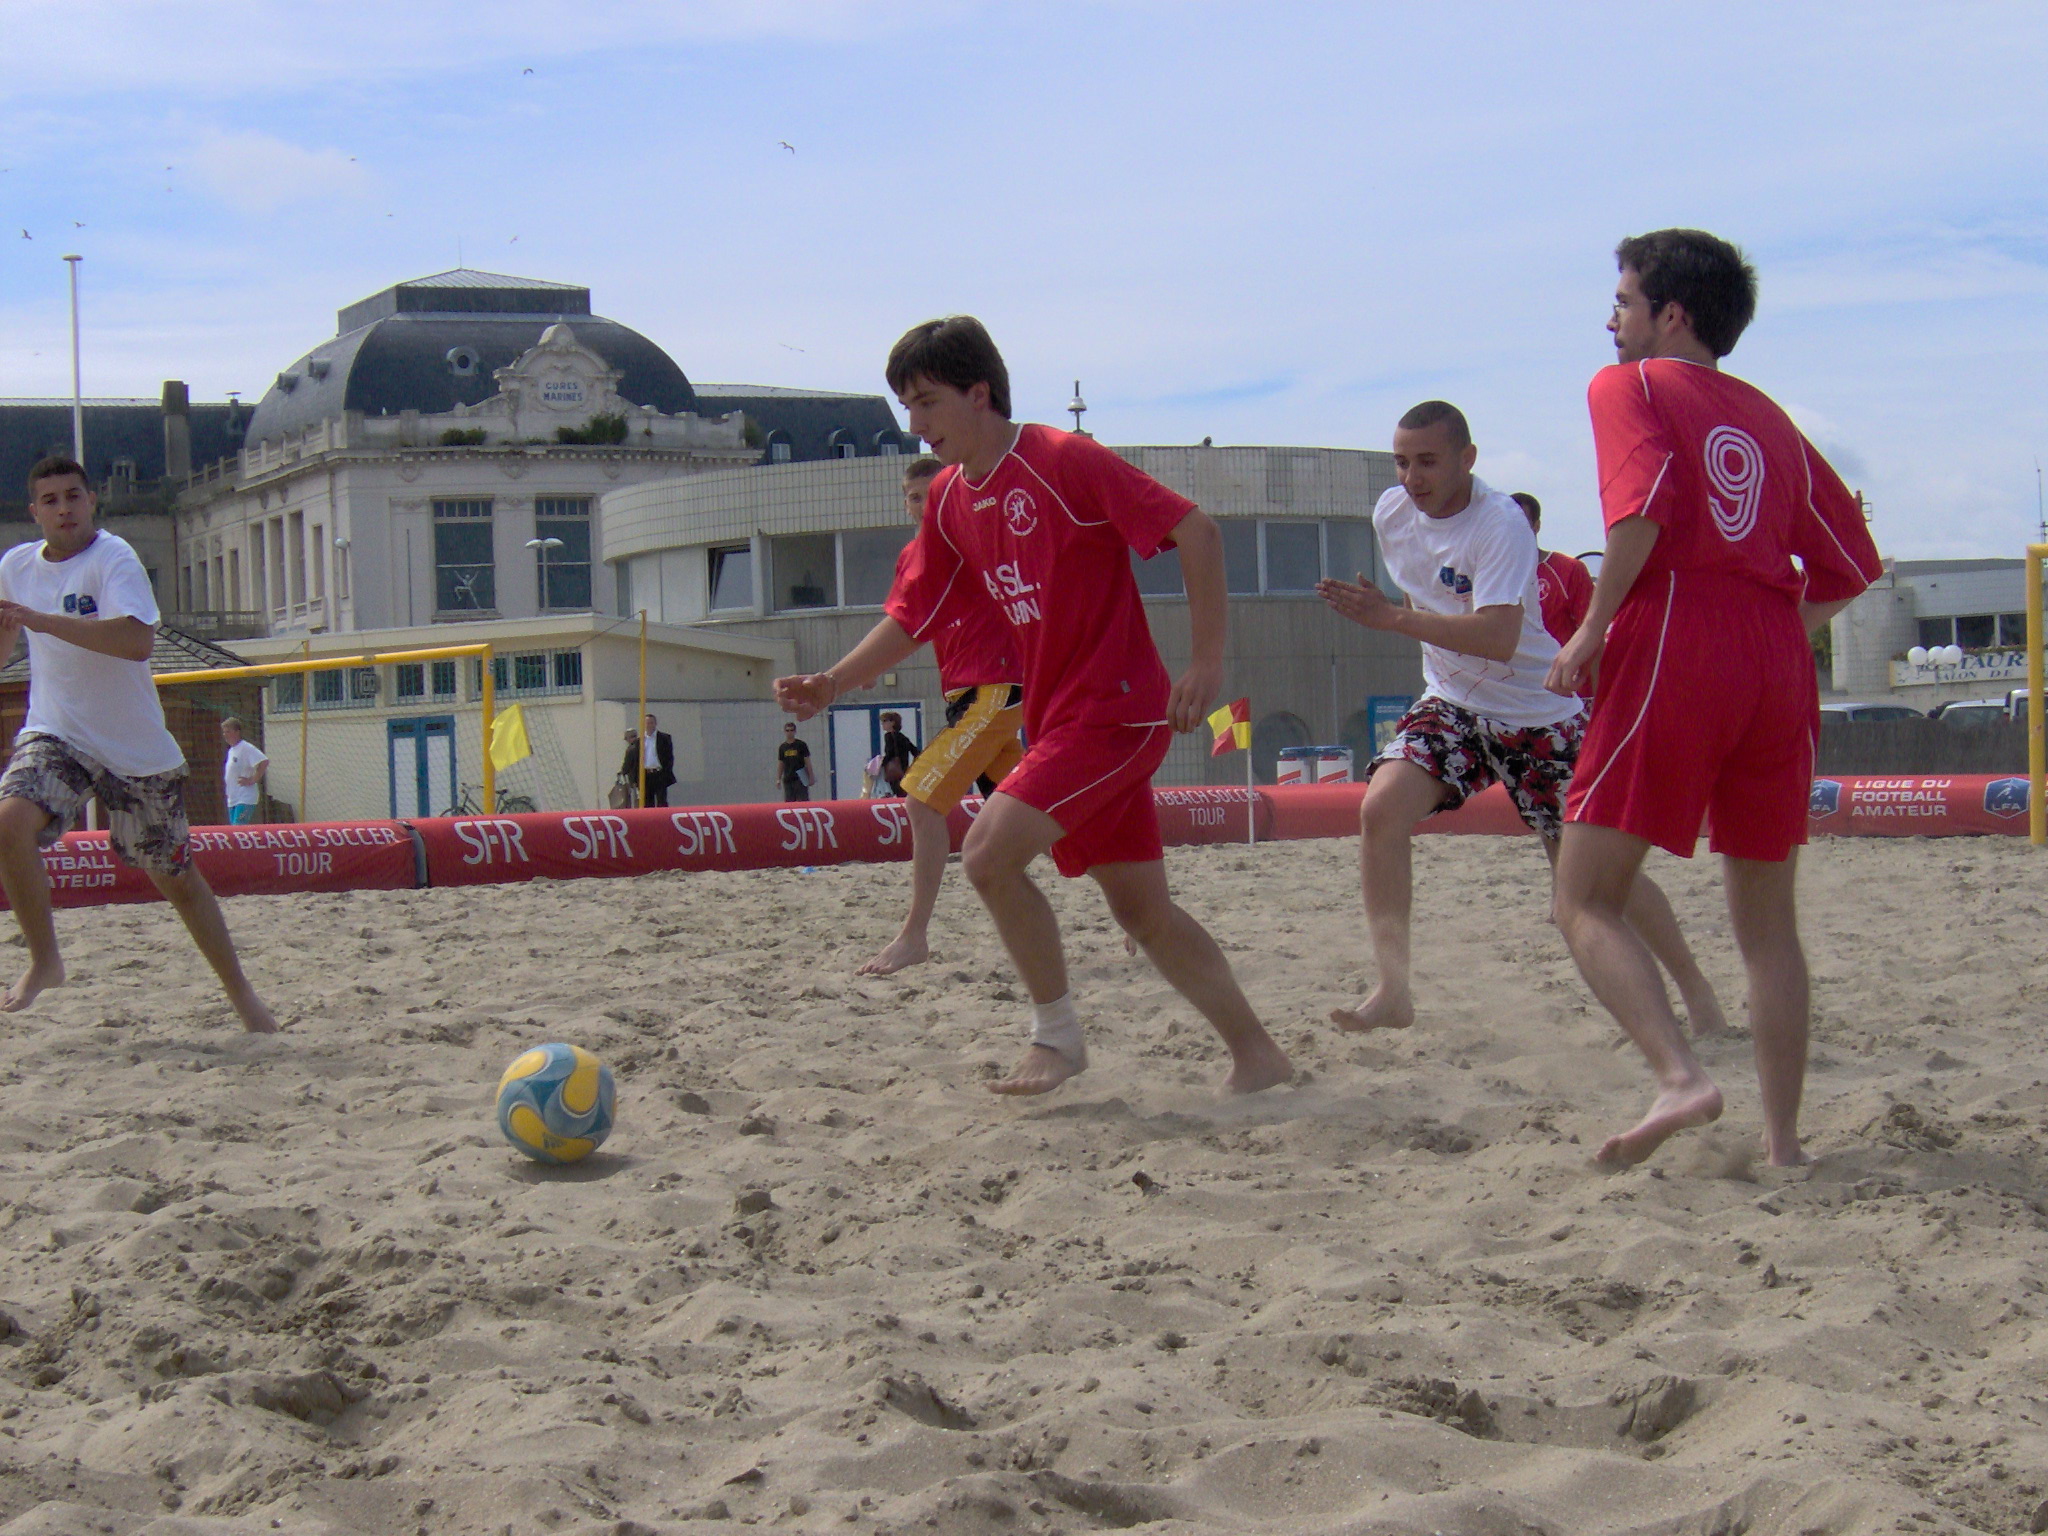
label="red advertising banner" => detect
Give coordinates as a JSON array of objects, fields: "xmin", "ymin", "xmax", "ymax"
[
  {"xmin": 410, "ymin": 787, "xmax": 1278, "ymax": 890},
  {"xmin": 1263, "ymin": 782, "xmax": 1532, "ymax": 841},
  {"xmin": 1806, "ymin": 774, "xmax": 2033, "ymax": 837},
  {"xmin": 5, "ymin": 822, "xmax": 419, "ymax": 910}
]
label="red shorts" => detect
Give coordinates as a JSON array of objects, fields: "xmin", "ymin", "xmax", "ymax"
[
  {"xmin": 995, "ymin": 721, "xmax": 1172, "ymax": 877},
  {"xmin": 1567, "ymin": 573, "xmax": 1816, "ymax": 861}
]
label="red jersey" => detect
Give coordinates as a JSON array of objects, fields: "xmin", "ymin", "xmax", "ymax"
[
  {"xmin": 887, "ymin": 424, "xmax": 1193, "ymax": 740},
  {"xmin": 1535, "ymin": 549, "xmax": 1595, "ymax": 647},
  {"xmin": 892, "ymin": 537, "xmax": 1017, "ymax": 691},
  {"xmin": 1588, "ymin": 359, "xmax": 1881, "ymax": 610}
]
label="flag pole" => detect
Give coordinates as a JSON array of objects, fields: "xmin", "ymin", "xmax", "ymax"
[
  {"xmin": 1246, "ymin": 744, "xmax": 1255, "ymax": 846},
  {"xmin": 636, "ymin": 609, "xmax": 648, "ymax": 807}
]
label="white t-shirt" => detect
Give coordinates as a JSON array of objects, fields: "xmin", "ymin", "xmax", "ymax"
[
  {"xmin": 0, "ymin": 532, "xmax": 185, "ymax": 777},
  {"xmin": 1372, "ymin": 477, "xmax": 1580, "ymax": 728},
  {"xmin": 223, "ymin": 739, "xmax": 268, "ymax": 807}
]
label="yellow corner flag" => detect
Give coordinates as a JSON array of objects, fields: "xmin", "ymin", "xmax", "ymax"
[
  {"xmin": 489, "ymin": 703, "xmax": 532, "ymax": 773},
  {"xmin": 1207, "ymin": 697, "xmax": 1251, "ymax": 757}
]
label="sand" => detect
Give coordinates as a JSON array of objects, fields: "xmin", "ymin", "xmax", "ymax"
[{"xmin": 0, "ymin": 833, "xmax": 2043, "ymax": 1536}]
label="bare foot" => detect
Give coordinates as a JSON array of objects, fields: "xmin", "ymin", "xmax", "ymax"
[
  {"xmin": 1761, "ymin": 1133, "xmax": 1812, "ymax": 1168},
  {"xmin": 230, "ymin": 986, "xmax": 279, "ymax": 1034},
  {"xmin": 1680, "ymin": 979, "xmax": 1729, "ymax": 1039},
  {"xmin": 1329, "ymin": 985, "xmax": 1414, "ymax": 1033},
  {"xmin": 2, "ymin": 958, "xmax": 65, "ymax": 1013},
  {"xmin": 1222, "ymin": 1032, "xmax": 1294, "ymax": 1095},
  {"xmin": 857, "ymin": 934, "xmax": 929, "ymax": 977},
  {"xmin": 987, "ymin": 1042, "xmax": 1086, "ymax": 1096},
  {"xmin": 1595, "ymin": 1077, "xmax": 1724, "ymax": 1166}
]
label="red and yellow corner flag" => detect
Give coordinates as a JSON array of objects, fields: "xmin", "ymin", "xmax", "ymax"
[{"xmin": 1208, "ymin": 697, "xmax": 1251, "ymax": 757}]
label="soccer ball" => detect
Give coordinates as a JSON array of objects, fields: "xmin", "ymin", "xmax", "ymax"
[{"xmin": 495, "ymin": 1042, "xmax": 616, "ymax": 1164}]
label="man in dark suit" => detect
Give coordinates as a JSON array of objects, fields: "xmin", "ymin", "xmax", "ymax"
[{"xmin": 621, "ymin": 713, "xmax": 676, "ymax": 807}]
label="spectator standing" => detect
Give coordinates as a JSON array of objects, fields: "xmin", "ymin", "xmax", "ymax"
[
  {"xmin": 219, "ymin": 718, "xmax": 267, "ymax": 826},
  {"xmin": 877, "ymin": 711, "xmax": 919, "ymax": 797},
  {"xmin": 777, "ymin": 722, "xmax": 814, "ymax": 801},
  {"xmin": 621, "ymin": 713, "xmax": 675, "ymax": 806}
]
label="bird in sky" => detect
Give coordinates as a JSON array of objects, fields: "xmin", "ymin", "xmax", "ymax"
[
  {"xmin": 18, "ymin": 229, "xmax": 28, "ymax": 240},
  {"xmin": 522, "ymin": 67, "xmax": 534, "ymax": 75},
  {"xmin": 779, "ymin": 141, "xmax": 796, "ymax": 154},
  {"xmin": 72, "ymin": 220, "xmax": 84, "ymax": 228},
  {"xmin": 777, "ymin": 342, "xmax": 805, "ymax": 352},
  {"xmin": 509, "ymin": 235, "xmax": 519, "ymax": 243}
]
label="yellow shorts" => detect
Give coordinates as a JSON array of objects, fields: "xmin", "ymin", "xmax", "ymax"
[{"xmin": 900, "ymin": 685, "xmax": 1024, "ymax": 814}]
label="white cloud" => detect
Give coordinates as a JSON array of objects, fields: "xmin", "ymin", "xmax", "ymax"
[{"xmin": 184, "ymin": 130, "xmax": 370, "ymax": 214}]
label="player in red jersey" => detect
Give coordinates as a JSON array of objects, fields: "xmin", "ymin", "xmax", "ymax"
[
  {"xmin": 777, "ymin": 317, "xmax": 1291, "ymax": 1098},
  {"xmin": 1547, "ymin": 230, "xmax": 1883, "ymax": 1167},
  {"xmin": 856, "ymin": 456, "xmax": 1025, "ymax": 977},
  {"xmin": 1509, "ymin": 489, "xmax": 1727, "ymax": 1037},
  {"xmin": 1510, "ymin": 494, "xmax": 1596, "ymax": 648}
]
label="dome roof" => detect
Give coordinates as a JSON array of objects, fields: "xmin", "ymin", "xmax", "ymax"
[{"xmin": 246, "ymin": 270, "xmax": 697, "ymax": 444}]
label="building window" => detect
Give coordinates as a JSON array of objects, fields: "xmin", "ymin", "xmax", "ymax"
[
  {"xmin": 534, "ymin": 496, "xmax": 593, "ymax": 610},
  {"xmin": 1263, "ymin": 521, "xmax": 1322, "ymax": 592},
  {"xmin": 553, "ymin": 650, "xmax": 584, "ymax": 690},
  {"xmin": 431, "ymin": 659, "xmax": 458, "ymax": 698},
  {"xmin": 395, "ymin": 663, "xmax": 425, "ymax": 700},
  {"xmin": 766, "ymin": 432, "xmax": 793, "ymax": 463},
  {"xmin": 770, "ymin": 534, "xmax": 838, "ymax": 611},
  {"xmin": 274, "ymin": 673, "xmax": 303, "ymax": 709},
  {"xmin": 828, "ymin": 430, "xmax": 858, "ymax": 460},
  {"xmin": 513, "ymin": 652, "xmax": 548, "ymax": 691},
  {"xmin": 313, "ymin": 670, "xmax": 345, "ymax": 707},
  {"xmin": 841, "ymin": 527, "xmax": 914, "ymax": 607},
  {"xmin": 1324, "ymin": 519, "xmax": 1377, "ymax": 590},
  {"xmin": 1221, "ymin": 520, "xmax": 1260, "ymax": 595},
  {"xmin": 1917, "ymin": 617, "xmax": 1955, "ymax": 649},
  {"xmin": 1955, "ymin": 614, "xmax": 1997, "ymax": 650},
  {"xmin": 708, "ymin": 543, "xmax": 754, "ymax": 612},
  {"xmin": 1130, "ymin": 546, "xmax": 1185, "ymax": 598},
  {"xmin": 1999, "ymin": 612, "xmax": 2029, "ymax": 647},
  {"xmin": 434, "ymin": 498, "xmax": 496, "ymax": 612}
]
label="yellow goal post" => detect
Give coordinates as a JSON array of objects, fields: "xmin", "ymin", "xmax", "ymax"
[
  {"xmin": 2029, "ymin": 543, "xmax": 2045, "ymax": 847},
  {"xmin": 154, "ymin": 643, "xmax": 495, "ymax": 822}
]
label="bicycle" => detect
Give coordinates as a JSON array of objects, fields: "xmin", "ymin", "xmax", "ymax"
[{"xmin": 441, "ymin": 784, "xmax": 538, "ymax": 817}]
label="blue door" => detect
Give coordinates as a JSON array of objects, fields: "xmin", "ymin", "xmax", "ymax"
[{"xmin": 389, "ymin": 716, "xmax": 456, "ymax": 818}]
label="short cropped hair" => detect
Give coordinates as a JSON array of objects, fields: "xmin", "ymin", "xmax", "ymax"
[
  {"xmin": 880, "ymin": 712, "xmax": 901, "ymax": 727},
  {"xmin": 1615, "ymin": 228, "xmax": 1757, "ymax": 358},
  {"xmin": 1396, "ymin": 400, "xmax": 1470, "ymax": 451},
  {"xmin": 886, "ymin": 317, "xmax": 1012, "ymax": 419},
  {"xmin": 902, "ymin": 456, "xmax": 944, "ymax": 485},
  {"xmin": 222, "ymin": 716, "xmax": 245, "ymax": 733},
  {"xmin": 1510, "ymin": 492, "xmax": 1541, "ymax": 530},
  {"xmin": 28, "ymin": 455, "xmax": 88, "ymax": 495}
]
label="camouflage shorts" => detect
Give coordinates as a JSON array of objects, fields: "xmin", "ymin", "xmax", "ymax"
[
  {"xmin": 1367, "ymin": 695, "xmax": 1584, "ymax": 838},
  {"xmin": 0, "ymin": 734, "xmax": 191, "ymax": 875}
]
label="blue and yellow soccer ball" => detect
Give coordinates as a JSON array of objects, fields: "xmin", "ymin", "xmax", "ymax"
[{"xmin": 495, "ymin": 1043, "xmax": 616, "ymax": 1164}]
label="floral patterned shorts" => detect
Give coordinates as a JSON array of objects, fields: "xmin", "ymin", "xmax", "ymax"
[
  {"xmin": 0, "ymin": 734, "xmax": 191, "ymax": 875},
  {"xmin": 1367, "ymin": 696, "xmax": 1585, "ymax": 838}
]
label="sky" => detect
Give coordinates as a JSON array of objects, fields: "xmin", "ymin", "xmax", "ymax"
[{"xmin": 2, "ymin": 0, "xmax": 2045, "ymax": 560}]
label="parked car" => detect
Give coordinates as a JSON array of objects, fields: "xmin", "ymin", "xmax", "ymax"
[
  {"xmin": 1930, "ymin": 698, "xmax": 2011, "ymax": 728},
  {"xmin": 1818, "ymin": 702, "xmax": 1925, "ymax": 723}
]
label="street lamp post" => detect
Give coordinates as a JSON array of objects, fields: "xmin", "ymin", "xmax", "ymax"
[
  {"xmin": 525, "ymin": 536, "xmax": 565, "ymax": 610},
  {"xmin": 62, "ymin": 255, "xmax": 83, "ymax": 464}
]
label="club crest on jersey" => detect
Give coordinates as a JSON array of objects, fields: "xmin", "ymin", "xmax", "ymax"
[
  {"xmin": 1437, "ymin": 566, "xmax": 1473, "ymax": 597},
  {"xmin": 1003, "ymin": 488, "xmax": 1038, "ymax": 537},
  {"xmin": 61, "ymin": 593, "xmax": 97, "ymax": 616}
]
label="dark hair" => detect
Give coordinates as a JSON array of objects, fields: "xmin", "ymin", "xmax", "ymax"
[
  {"xmin": 1396, "ymin": 400, "xmax": 1470, "ymax": 451},
  {"xmin": 1615, "ymin": 229, "xmax": 1757, "ymax": 358},
  {"xmin": 28, "ymin": 455, "xmax": 89, "ymax": 495},
  {"xmin": 1510, "ymin": 491, "xmax": 1541, "ymax": 530},
  {"xmin": 885, "ymin": 317, "xmax": 1011, "ymax": 419},
  {"xmin": 902, "ymin": 456, "xmax": 944, "ymax": 485},
  {"xmin": 880, "ymin": 711, "xmax": 901, "ymax": 727}
]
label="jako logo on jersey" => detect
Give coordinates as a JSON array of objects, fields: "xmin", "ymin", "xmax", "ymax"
[
  {"xmin": 1003, "ymin": 488, "xmax": 1038, "ymax": 537},
  {"xmin": 1704, "ymin": 425, "xmax": 1764, "ymax": 542},
  {"xmin": 1437, "ymin": 566, "xmax": 1473, "ymax": 597},
  {"xmin": 1984, "ymin": 777, "xmax": 2030, "ymax": 819},
  {"xmin": 1807, "ymin": 779, "xmax": 1842, "ymax": 818},
  {"xmin": 61, "ymin": 594, "xmax": 98, "ymax": 616}
]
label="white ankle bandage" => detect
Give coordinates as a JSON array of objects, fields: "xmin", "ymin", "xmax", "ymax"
[{"xmin": 1029, "ymin": 994, "xmax": 1087, "ymax": 1065}]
